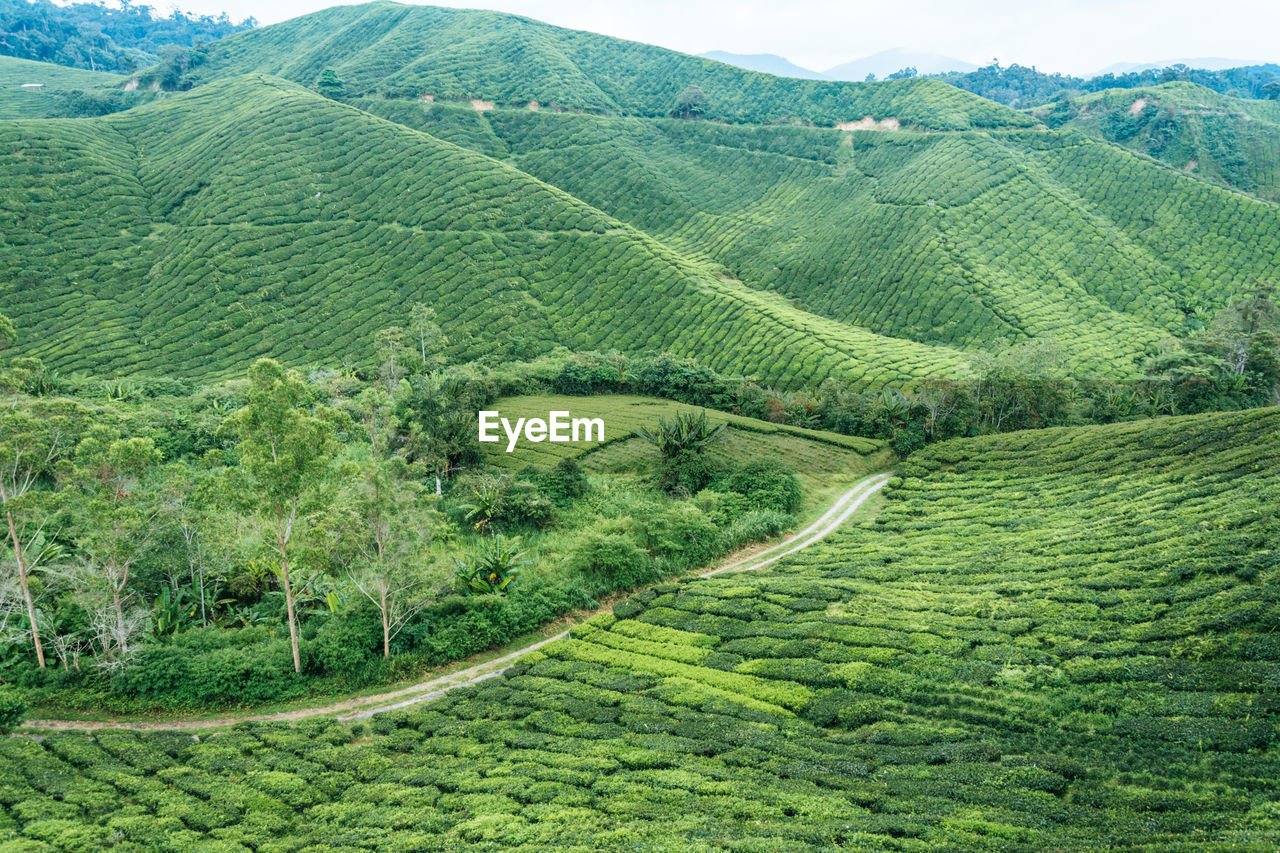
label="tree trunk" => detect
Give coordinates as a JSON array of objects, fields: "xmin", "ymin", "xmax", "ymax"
[
  {"xmin": 381, "ymin": 585, "xmax": 390, "ymax": 657},
  {"xmin": 279, "ymin": 548, "xmax": 302, "ymax": 673},
  {"xmin": 5, "ymin": 508, "xmax": 45, "ymax": 668}
]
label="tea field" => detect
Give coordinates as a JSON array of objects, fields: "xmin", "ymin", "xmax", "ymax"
[
  {"xmin": 7, "ymin": 408, "xmax": 1276, "ymax": 850},
  {"xmin": 182, "ymin": 2, "xmax": 1032, "ymax": 130},
  {"xmin": 1047, "ymin": 82, "xmax": 1280, "ymax": 203},
  {"xmin": 0, "ymin": 74, "xmax": 967, "ymax": 387}
]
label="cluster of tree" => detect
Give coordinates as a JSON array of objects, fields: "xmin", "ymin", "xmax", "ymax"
[
  {"xmin": 0, "ymin": 305, "xmax": 821, "ymax": 714},
  {"xmin": 0, "ymin": 0, "xmax": 253, "ymax": 73},
  {"xmin": 932, "ymin": 60, "xmax": 1280, "ymax": 108}
]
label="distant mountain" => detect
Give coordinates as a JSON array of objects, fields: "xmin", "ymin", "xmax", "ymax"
[
  {"xmin": 1089, "ymin": 57, "xmax": 1269, "ymax": 77},
  {"xmin": 698, "ymin": 51, "xmax": 828, "ymax": 80},
  {"xmin": 825, "ymin": 48, "xmax": 977, "ymax": 81}
]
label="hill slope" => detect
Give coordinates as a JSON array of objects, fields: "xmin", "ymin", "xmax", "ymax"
[
  {"xmin": 380, "ymin": 104, "xmax": 1280, "ymax": 371},
  {"xmin": 181, "ymin": 1, "xmax": 1031, "ymax": 130},
  {"xmin": 1041, "ymin": 82, "xmax": 1280, "ymax": 202},
  {"xmin": 0, "ymin": 55, "xmax": 124, "ymax": 118},
  {"xmin": 7, "ymin": 408, "xmax": 1277, "ymax": 848},
  {"xmin": 0, "ymin": 74, "xmax": 966, "ymax": 385}
]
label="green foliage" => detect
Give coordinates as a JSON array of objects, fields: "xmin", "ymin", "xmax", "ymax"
[
  {"xmin": 564, "ymin": 531, "xmax": 652, "ymax": 589},
  {"xmin": 5, "ymin": 410, "xmax": 1278, "ymax": 848},
  {"xmin": 723, "ymin": 460, "xmax": 802, "ymax": 514},
  {"xmin": 189, "ymin": 3, "xmax": 1029, "ymax": 130},
  {"xmin": 0, "ymin": 311, "xmax": 14, "ymax": 350},
  {"xmin": 455, "ymin": 535, "xmax": 526, "ymax": 595},
  {"xmin": 0, "ymin": 0, "xmax": 252, "ymax": 74},
  {"xmin": 0, "ymin": 687, "xmax": 25, "ymax": 732}
]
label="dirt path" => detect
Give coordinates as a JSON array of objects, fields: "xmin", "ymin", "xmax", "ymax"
[{"xmin": 23, "ymin": 472, "xmax": 892, "ymax": 731}]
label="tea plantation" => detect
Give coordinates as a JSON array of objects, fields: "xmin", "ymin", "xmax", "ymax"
[
  {"xmin": 183, "ymin": 2, "xmax": 1032, "ymax": 130},
  {"xmin": 7, "ymin": 408, "xmax": 1276, "ymax": 850},
  {"xmin": 0, "ymin": 74, "xmax": 967, "ymax": 387},
  {"xmin": 1047, "ymin": 82, "xmax": 1280, "ymax": 203}
]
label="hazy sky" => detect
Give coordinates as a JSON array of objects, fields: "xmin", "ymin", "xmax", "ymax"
[{"xmin": 170, "ymin": 0, "xmax": 1277, "ymax": 75}]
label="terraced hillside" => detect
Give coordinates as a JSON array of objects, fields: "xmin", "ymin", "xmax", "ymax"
[
  {"xmin": 0, "ymin": 74, "xmax": 966, "ymax": 386},
  {"xmin": 7, "ymin": 409, "xmax": 1277, "ymax": 850},
  {"xmin": 183, "ymin": 1, "xmax": 1031, "ymax": 130},
  {"xmin": 1044, "ymin": 82, "xmax": 1280, "ymax": 202},
  {"xmin": 407, "ymin": 107, "xmax": 1280, "ymax": 370}
]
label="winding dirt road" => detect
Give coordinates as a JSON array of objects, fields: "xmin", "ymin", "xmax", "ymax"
[{"xmin": 23, "ymin": 472, "xmax": 892, "ymax": 732}]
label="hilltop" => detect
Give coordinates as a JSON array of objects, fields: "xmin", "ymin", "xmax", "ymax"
[{"xmin": 180, "ymin": 1, "xmax": 1030, "ymax": 130}]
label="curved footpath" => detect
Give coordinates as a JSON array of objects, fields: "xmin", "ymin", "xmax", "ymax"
[{"xmin": 23, "ymin": 472, "xmax": 893, "ymax": 732}]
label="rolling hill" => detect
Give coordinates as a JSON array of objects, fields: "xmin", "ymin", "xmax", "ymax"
[
  {"xmin": 5, "ymin": 3, "xmax": 1280, "ymax": 386},
  {"xmin": 179, "ymin": 1, "xmax": 1030, "ymax": 130},
  {"xmin": 0, "ymin": 55, "xmax": 125, "ymax": 119},
  {"xmin": 6, "ymin": 407, "xmax": 1277, "ymax": 849},
  {"xmin": 1041, "ymin": 82, "xmax": 1280, "ymax": 202},
  {"xmin": 368, "ymin": 103, "xmax": 1280, "ymax": 371},
  {"xmin": 0, "ymin": 74, "xmax": 967, "ymax": 387}
]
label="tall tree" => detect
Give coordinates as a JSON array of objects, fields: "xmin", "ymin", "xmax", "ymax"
[
  {"xmin": 225, "ymin": 359, "xmax": 337, "ymax": 673},
  {"xmin": 0, "ymin": 397, "xmax": 86, "ymax": 668},
  {"xmin": 67, "ymin": 426, "xmax": 161, "ymax": 660},
  {"xmin": 408, "ymin": 303, "xmax": 448, "ymax": 369}
]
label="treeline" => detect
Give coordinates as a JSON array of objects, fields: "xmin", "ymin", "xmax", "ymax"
[
  {"xmin": 0, "ymin": 0, "xmax": 253, "ymax": 73},
  {"xmin": 932, "ymin": 61, "xmax": 1280, "ymax": 108}
]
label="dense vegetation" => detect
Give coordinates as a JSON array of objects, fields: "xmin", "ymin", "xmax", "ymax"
[
  {"xmin": 0, "ymin": 0, "xmax": 252, "ymax": 73},
  {"xmin": 933, "ymin": 60, "xmax": 1280, "ymax": 108},
  {"xmin": 0, "ymin": 73, "xmax": 973, "ymax": 388},
  {"xmin": 1, "ymin": 314, "xmax": 882, "ymax": 715},
  {"xmin": 411, "ymin": 104, "xmax": 1280, "ymax": 372},
  {"xmin": 3, "ymin": 408, "xmax": 1275, "ymax": 848}
]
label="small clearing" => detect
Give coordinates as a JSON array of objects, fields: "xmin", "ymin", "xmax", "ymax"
[{"xmin": 836, "ymin": 116, "xmax": 900, "ymax": 131}]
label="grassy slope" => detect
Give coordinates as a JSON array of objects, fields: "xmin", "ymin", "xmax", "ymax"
[
  {"xmin": 184, "ymin": 1, "xmax": 1031, "ymax": 131},
  {"xmin": 0, "ymin": 56, "xmax": 123, "ymax": 119},
  {"xmin": 6, "ymin": 408, "xmax": 1276, "ymax": 849},
  {"xmin": 0, "ymin": 75, "xmax": 966, "ymax": 387},
  {"xmin": 1046, "ymin": 82, "xmax": 1280, "ymax": 202},
  {"xmin": 401, "ymin": 106, "xmax": 1280, "ymax": 373}
]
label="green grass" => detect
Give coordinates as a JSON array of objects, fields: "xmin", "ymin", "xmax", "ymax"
[
  {"xmin": 7, "ymin": 408, "xmax": 1276, "ymax": 849},
  {"xmin": 1045, "ymin": 82, "xmax": 1280, "ymax": 203},
  {"xmin": 183, "ymin": 1, "xmax": 1033, "ymax": 131}
]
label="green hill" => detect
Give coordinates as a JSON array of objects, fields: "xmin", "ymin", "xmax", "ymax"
[
  {"xmin": 0, "ymin": 74, "xmax": 966, "ymax": 386},
  {"xmin": 1042, "ymin": 82, "xmax": 1280, "ymax": 202},
  {"xmin": 8, "ymin": 408, "xmax": 1277, "ymax": 849},
  {"xmin": 180, "ymin": 2, "xmax": 1032, "ymax": 131},
  {"xmin": 367, "ymin": 103, "xmax": 1280, "ymax": 370}
]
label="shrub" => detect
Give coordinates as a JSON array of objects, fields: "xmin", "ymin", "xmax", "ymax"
[
  {"xmin": 565, "ymin": 531, "xmax": 654, "ymax": 589},
  {"xmin": 724, "ymin": 460, "xmax": 803, "ymax": 514},
  {"xmin": 313, "ymin": 607, "xmax": 380, "ymax": 678},
  {"xmin": 0, "ymin": 687, "xmax": 26, "ymax": 733},
  {"xmin": 639, "ymin": 504, "xmax": 720, "ymax": 569}
]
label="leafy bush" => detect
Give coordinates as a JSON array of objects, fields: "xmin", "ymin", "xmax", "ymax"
[
  {"xmin": 0, "ymin": 687, "xmax": 26, "ymax": 733},
  {"xmin": 723, "ymin": 460, "xmax": 803, "ymax": 514},
  {"xmin": 564, "ymin": 531, "xmax": 654, "ymax": 589}
]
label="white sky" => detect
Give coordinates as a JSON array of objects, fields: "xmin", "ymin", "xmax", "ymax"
[{"xmin": 160, "ymin": 0, "xmax": 1278, "ymax": 76}]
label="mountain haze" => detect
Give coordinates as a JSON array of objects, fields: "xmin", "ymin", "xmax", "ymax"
[{"xmin": 698, "ymin": 51, "xmax": 828, "ymax": 80}]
